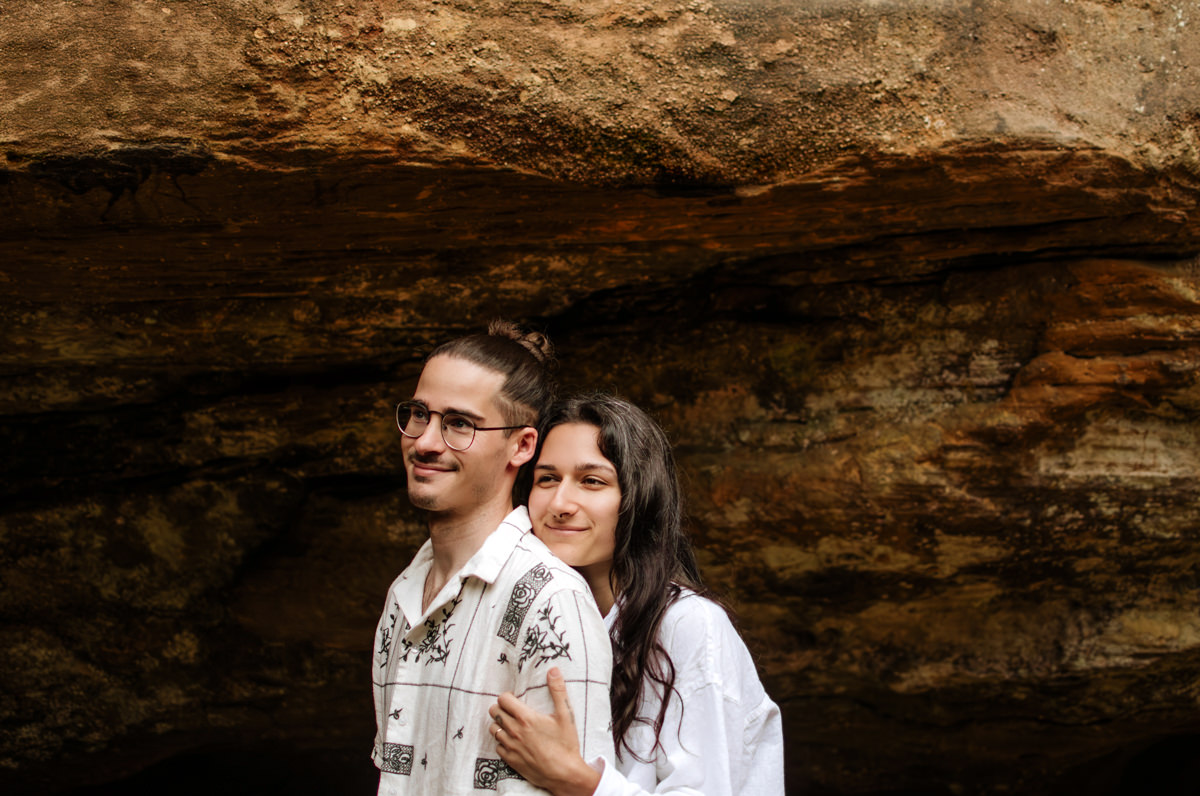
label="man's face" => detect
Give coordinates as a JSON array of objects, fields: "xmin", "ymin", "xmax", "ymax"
[{"xmin": 402, "ymin": 355, "xmax": 531, "ymax": 516}]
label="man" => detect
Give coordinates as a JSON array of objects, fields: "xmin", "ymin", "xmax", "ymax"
[{"xmin": 371, "ymin": 322, "xmax": 613, "ymax": 795}]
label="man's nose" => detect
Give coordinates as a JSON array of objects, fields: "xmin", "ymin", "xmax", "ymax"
[{"xmin": 412, "ymin": 419, "xmax": 447, "ymax": 454}]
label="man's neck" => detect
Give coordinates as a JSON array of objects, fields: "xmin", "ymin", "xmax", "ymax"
[{"xmin": 422, "ymin": 501, "xmax": 514, "ymax": 610}]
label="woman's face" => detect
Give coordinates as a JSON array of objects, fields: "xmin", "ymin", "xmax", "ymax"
[{"xmin": 529, "ymin": 423, "xmax": 621, "ymax": 580}]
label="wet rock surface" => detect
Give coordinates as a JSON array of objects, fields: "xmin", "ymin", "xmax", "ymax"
[{"xmin": 3, "ymin": 1, "xmax": 1200, "ymax": 794}]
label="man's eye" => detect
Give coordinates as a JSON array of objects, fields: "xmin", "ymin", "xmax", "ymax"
[
  {"xmin": 444, "ymin": 416, "xmax": 473, "ymax": 431},
  {"xmin": 410, "ymin": 407, "xmax": 429, "ymax": 421}
]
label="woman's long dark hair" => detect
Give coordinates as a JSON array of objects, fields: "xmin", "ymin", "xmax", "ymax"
[{"xmin": 521, "ymin": 393, "xmax": 716, "ymax": 761}]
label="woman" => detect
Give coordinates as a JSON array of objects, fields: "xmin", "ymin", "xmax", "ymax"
[{"xmin": 489, "ymin": 394, "xmax": 785, "ymax": 796}]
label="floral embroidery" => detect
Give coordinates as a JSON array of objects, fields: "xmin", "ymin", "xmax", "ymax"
[
  {"xmin": 380, "ymin": 743, "xmax": 414, "ymax": 775},
  {"xmin": 399, "ymin": 596, "xmax": 461, "ymax": 665},
  {"xmin": 473, "ymin": 758, "xmax": 523, "ymax": 789},
  {"xmin": 377, "ymin": 602, "xmax": 405, "ymax": 669},
  {"xmin": 497, "ymin": 564, "xmax": 552, "ymax": 644},
  {"xmin": 517, "ymin": 604, "xmax": 571, "ymax": 672}
]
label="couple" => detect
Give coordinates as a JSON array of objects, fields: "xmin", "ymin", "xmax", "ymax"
[{"xmin": 371, "ymin": 322, "xmax": 784, "ymax": 795}]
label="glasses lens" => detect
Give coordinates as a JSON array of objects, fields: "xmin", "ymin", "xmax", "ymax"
[
  {"xmin": 395, "ymin": 402, "xmax": 428, "ymax": 437},
  {"xmin": 441, "ymin": 413, "xmax": 476, "ymax": 451}
]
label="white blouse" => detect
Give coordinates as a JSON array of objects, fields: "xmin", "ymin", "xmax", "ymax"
[{"xmin": 590, "ymin": 591, "xmax": 785, "ymax": 796}]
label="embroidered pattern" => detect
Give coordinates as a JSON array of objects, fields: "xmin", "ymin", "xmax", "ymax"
[
  {"xmin": 399, "ymin": 596, "xmax": 461, "ymax": 665},
  {"xmin": 473, "ymin": 758, "xmax": 524, "ymax": 790},
  {"xmin": 498, "ymin": 564, "xmax": 552, "ymax": 644},
  {"xmin": 377, "ymin": 602, "xmax": 405, "ymax": 669},
  {"xmin": 517, "ymin": 604, "xmax": 572, "ymax": 672},
  {"xmin": 381, "ymin": 743, "xmax": 414, "ymax": 775}
]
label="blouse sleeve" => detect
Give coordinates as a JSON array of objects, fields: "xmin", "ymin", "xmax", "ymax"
[{"xmin": 589, "ymin": 596, "xmax": 785, "ymax": 796}]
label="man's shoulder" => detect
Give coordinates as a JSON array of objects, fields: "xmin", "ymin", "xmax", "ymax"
[
  {"xmin": 496, "ymin": 533, "xmax": 590, "ymax": 600},
  {"xmin": 491, "ymin": 531, "xmax": 609, "ymax": 677}
]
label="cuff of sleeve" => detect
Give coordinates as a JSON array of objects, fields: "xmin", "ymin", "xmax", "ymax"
[{"xmin": 588, "ymin": 754, "xmax": 619, "ymax": 796}]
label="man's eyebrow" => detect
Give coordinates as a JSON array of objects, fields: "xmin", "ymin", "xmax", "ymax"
[
  {"xmin": 443, "ymin": 406, "xmax": 485, "ymax": 421},
  {"xmin": 409, "ymin": 399, "xmax": 485, "ymax": 422}
]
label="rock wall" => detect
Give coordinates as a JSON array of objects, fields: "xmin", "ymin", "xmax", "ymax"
[{"xmin": 3, "ymin": 1, "xmax": 1200, "ymax": 794}]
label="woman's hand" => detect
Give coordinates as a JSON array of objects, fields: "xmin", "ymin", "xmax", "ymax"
[{"xmin": 488, "ymin": 667, "xmax": 602, "ymax": 796}]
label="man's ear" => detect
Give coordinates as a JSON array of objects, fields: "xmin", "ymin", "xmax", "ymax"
[{"xmin": 509, "ymin": 427, "xmax": 538, "ymax": 469}]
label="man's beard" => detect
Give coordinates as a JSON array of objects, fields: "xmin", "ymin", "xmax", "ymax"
[{"xmin": 407, "ymin": 453, "xmax": 458, "ymax": 510}]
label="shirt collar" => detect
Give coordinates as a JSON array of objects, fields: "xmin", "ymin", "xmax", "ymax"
[
  {"xmin": 603, "ymin": 601, "xmax": 619, "ymax": 632},
  {"xmin": 395, "ymin": 506, "xmax": 533, "ymax": 628},
  {"xmin": 455, "ymin": 505, "xmax": 532, "ymax": 585}
]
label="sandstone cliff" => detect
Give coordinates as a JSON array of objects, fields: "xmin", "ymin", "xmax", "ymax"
[{"xmin": 3, "ymin": 1, "xmax": 1200, "ymax": 794}]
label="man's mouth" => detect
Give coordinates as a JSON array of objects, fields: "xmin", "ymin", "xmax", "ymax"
[{"xmin": 409, "ymin": 458, "xmax": 455, "ymax": 476}]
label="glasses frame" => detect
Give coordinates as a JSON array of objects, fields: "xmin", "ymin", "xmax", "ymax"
[{"xmin": 394, "ymin": 400, "xmax": 530, "ymax": 451}]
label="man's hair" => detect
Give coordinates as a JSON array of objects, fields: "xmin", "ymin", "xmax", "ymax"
[
  {"xmin": 522, "ymin": 393, "xmax": 720, "ymax": 763},
  {"xmin": 427, "ymin": 320, "xmax": 557, "ymax": 428}
]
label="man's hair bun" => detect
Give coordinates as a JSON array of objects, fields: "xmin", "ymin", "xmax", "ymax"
[{"xmin": 487, "ymin": 319, "xmax": 555, "ymax": 367}]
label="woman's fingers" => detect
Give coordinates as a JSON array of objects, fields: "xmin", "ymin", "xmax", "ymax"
[
  {"xmin": 496, "ymin": 690, "xmax": 532, "ymax": 719},
  {"xmin": 489, "ymin": 699, "xmax": 516, "ymax": 746},
  {"xmin": 484, "ymin": 676, "xmax": 593, "ymax": 792},
  {"xmin": 545, "ymin": 667, "xmax": 574, "ymax": 726}
]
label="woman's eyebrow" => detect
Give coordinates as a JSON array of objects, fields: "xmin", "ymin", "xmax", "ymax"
[{"xmin": 533, "ymin": 461, "xmax": 616, "ymax": 475}]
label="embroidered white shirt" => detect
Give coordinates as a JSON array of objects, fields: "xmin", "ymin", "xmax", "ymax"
[
  {"xmin": 372, "ymin": 507, "xmax": 614, "ymax": 795},
  {"xmin": 591, "ymin": 591, "xmax": 785, "ymax": 796}
]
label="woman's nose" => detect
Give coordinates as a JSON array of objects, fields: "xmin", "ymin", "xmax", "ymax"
[{"xmin": 548, "ymin": 484, "xmax": 577, "ymax": 517}]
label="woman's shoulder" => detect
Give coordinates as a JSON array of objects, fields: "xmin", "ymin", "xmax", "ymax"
[
  {"xmin": 660, "ymin": 589, "xmax": 732, "ymax": 634},
  {"xmin": 657, "ymin": 589, "xmax": 765, "ymax": 698}
]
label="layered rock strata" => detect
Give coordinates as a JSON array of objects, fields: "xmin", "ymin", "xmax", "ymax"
[{"xmin": 3, "ymin": 1, "xmax": 1200, "ymax": 794}]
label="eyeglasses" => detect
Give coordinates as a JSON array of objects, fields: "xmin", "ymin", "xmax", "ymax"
[{"xmin": 394, "ymin": 401, "xmax": 529, "ymax": 451}]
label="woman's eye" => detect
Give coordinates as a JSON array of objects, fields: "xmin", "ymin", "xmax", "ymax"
[
  {"xmin": 582, "ymin": 477, "xmax": 608, "ymax": 487},
  {"xmin": 535, "ymin": 475, "xmax": 559, "ymax": 486}
]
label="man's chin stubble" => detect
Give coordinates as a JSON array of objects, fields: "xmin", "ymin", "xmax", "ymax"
[{"xmin": 408, "ymin": 487, "xmax": 441, "ymax": 511}]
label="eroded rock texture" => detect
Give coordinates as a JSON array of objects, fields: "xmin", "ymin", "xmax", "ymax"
[{"xmin": 3, "ymin": 1, "xmax": 1200, "ymax": 794}]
